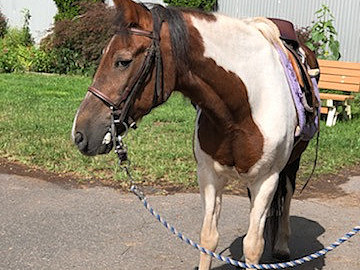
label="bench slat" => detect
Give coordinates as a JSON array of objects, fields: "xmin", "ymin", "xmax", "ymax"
[
  {"xmin": 319, "ymin": 93, "xmax": 355, "ymax": 101},
  {"xmin": 320, "ymin": 66, "xmax": 360, "ymax": 78},
  {"xmin": 318, "ymin": 59, "xmax": 360, "ymax": 70},
  {"xmin": 318, "ymin": 81, "xmax": 360, "ymax": 92},
  {"xmin": 320, "ymin": 74, "xmax": 360, "ymax": 84}
]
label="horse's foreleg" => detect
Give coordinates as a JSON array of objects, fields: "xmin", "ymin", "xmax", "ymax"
[
  {"xmin": 197, "ymin": 166, "xmax": 224, "ymax": 270},
  {"xmin": 243, "ymin": 173, "xmax": 279, "ymax": 265}
]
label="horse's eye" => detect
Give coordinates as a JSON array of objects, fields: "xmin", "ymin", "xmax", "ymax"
[{"xmin": 115, "ymin": 59, "xmax": 132, "ymax": 69}]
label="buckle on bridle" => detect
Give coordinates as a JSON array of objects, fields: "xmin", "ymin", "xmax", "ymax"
[{"xmin": 108, "ymin": 106, "xmax": 129, "ymax": 164}]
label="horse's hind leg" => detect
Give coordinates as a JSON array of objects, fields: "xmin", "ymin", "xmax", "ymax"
[
  {"xmin": 196, "ymin": 158, "xmax": 225, "ymax": 270},
  {"xmin": 273, "ymin": 158, "xmax": 300, "ymax": 260},
  {"xmin": 243, "ymin": 172, "xmax": 279, "ymax": 265},
  {"xmin": 272, "ymin": 176, "xmax": 292, "ymax": 260}
]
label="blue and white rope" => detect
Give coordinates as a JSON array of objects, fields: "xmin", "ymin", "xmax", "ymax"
[{"xmin": 131, "ymin": 185, "xmax": 360, "ymax": 269}]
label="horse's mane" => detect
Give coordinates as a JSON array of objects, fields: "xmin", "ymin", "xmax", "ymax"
[
  {"xmin": 153, "ymin": 5, "xmax": 190, "ymax": 73},
  {"xmin": 114, "ymin": 4, "xmax": 191, "ymax": 74}
]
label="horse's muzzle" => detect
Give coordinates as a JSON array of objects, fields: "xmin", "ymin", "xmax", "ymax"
[{"xmin": 74, "ymin": 131, "xmax": 113, "ymax": 156}]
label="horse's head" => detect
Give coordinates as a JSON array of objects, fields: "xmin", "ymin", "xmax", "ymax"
[{"xmin": 72, "ymin": 0, "xmax": 179, "ymax": 156}]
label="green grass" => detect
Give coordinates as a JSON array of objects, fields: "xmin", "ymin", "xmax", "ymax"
[
  {"xmin": 0, "ymin": 73, "xmax": 197, "ymax": 187},
  {"xmin": 0, "ymin": 73, "xmax": 359, "ymax": 189}
]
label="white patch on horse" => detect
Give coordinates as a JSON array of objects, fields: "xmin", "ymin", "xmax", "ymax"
[
  {"xmin": 190, "ymin": 14, "xmax": 297, "ymax": 176},
  {"xmin": 103, "ymin": 36, "xmax": 116, "ymax": 55},
  {"xmin": 71, "ymin": 92, "xmax": 92, "ymax": 141},
  {"xmin": 71, "ymin": 109, "xmax": 80, "ymax": 141}
]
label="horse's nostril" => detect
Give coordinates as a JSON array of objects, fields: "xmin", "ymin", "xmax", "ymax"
[
  {"xmin": 74, "ymin": 132, "xmax": 89, "ymax": 152},
  {"xmin": 75, "ymin": 132, "xmax": 88, "ymax": 152},
  {"xmin": 75, "ymin": 132, "xmax": 84, "ymax": 145}
]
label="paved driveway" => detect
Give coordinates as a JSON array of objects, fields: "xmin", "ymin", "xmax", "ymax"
[{"xmin": 1, "ymin": 173, "xmax": 359, "ymax": 270}]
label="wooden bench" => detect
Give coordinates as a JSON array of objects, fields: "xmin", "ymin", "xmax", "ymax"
[{"xmin": 318, "ymin": 59, "xmax": 360, "ymax": 126}]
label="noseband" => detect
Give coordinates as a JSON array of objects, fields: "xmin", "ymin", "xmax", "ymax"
[{"xmin": 87, "ymin": 7, "xmax": 165, "ymax": 162}]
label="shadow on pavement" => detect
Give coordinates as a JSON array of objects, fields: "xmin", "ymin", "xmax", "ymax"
[{"xmin": 212, "ymin": 216, "xmax": 325, "ymax": 270}]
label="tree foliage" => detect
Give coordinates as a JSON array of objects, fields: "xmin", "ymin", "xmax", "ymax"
[
  {"xmin": 53, "ymin": 0, "xmax": 104, "ymax": 21},
  {"xmin": 163, "ymin": 0, "xmax": 217, "ymax": 11},
  {"xmin": 0, "ymin": 11, "xmax": 7, "ymax": 38},
  {"xmin": 42, "ymin": 2, "xmax": 115, "ymax": 74}
]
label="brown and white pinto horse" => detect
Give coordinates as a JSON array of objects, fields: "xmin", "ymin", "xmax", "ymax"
[{"xmin": 72, "ymin": 0, "xmax": 318, "ymax": 269}]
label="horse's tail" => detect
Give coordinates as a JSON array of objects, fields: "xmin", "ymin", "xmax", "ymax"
[
  {"xmin": 246, "ymin": 17, "xmax": 287, "ymax": 52},
  {"xmin": 268, "ymin": 158, "xmax": 300, "ymax": 249}
]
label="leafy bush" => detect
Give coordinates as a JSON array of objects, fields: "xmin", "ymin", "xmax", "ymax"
[
  {"xmin": 306, "ymin": 4, "xmax": 340, "ymax": 60},
  {"xmin": 0, "ymin": 11, "xmax": 7, "ymax": 38},
  {"xmin": 0, "ymin": 28, "xmax": 35, "ymax": 72},
  {"xmin": 30, "ymin": 49, "xmax": 56, "ymax": 73},
  {"xmin": 53, "ymin": 0, "xmax": 104, "ymax": 21},
  {"xmin": 0, "ymin": 9, "xmax": 37, "ymax": 73},
  {"xmin": 164, "ymin": 0, "xmax": 217, "ymax": 11},
  {"xmin": 42, "ymin": 2, "xmax": 115, "ymax": 75}
]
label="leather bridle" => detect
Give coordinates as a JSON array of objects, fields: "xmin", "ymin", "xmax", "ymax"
[
  {"xmin": 87, "ymin": 8, "xmax": 165, "ymax": 162},
  {"xmin": 88, "ymin": 19, "xmax": 164, "ymax": 123}
]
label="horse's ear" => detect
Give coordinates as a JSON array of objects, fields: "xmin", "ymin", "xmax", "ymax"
[{"xmin": 113, "ymin": 0, "xmax": 152, "ymax": 29}]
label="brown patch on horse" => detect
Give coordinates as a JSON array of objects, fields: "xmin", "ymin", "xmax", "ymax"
[{"xmin": 181, "ymin": 16, "xmax": 264, "ymax": 173}]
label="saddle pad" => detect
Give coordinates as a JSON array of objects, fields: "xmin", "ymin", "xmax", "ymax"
[{"xmin": 276, "ymin": 47, "xmax": 320, "ymax": 141}]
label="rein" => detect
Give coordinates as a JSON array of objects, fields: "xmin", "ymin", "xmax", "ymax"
[{"xmin": 87, "ymin": 7, "xmax": 165, "ymax": 163}]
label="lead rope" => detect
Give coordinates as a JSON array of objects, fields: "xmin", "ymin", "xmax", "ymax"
[
  {"xmin": 112, "ymin": 120, "xmax": 359, "ymax": 269},
  {"xmin": 126, "ymin": 170, "xmax": 359, "ymax": 268}
]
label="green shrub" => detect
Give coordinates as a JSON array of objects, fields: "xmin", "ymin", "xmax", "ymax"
[
  {"xmin": 0, "ymin": 8, "xmax": 38, "ymax": 73},
  {"xmin": 306, "ymin": 4, "xmax": 340, "ymax": 60},
  {"xmin": 164, "ymin": 0, "xmax": 217, "ymax": 11},
  {"xmin": 29, "ymin": 49, "xmax": 56, "ymax": 73},
  {"xmin": 53, "ymin": 0, "xmax": 104, "ymax": 21},
  {"xmin": 0, "ymin": 11, "xmax": 7, "ymax": 38},
  {"xmin": 0, "ymin": 28, "xmax": 36, "ymax": 72}
]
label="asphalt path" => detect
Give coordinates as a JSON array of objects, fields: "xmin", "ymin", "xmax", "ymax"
[{"xmin": 1, "ymin": 173, "xmax": 359, "ymax": 270}]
